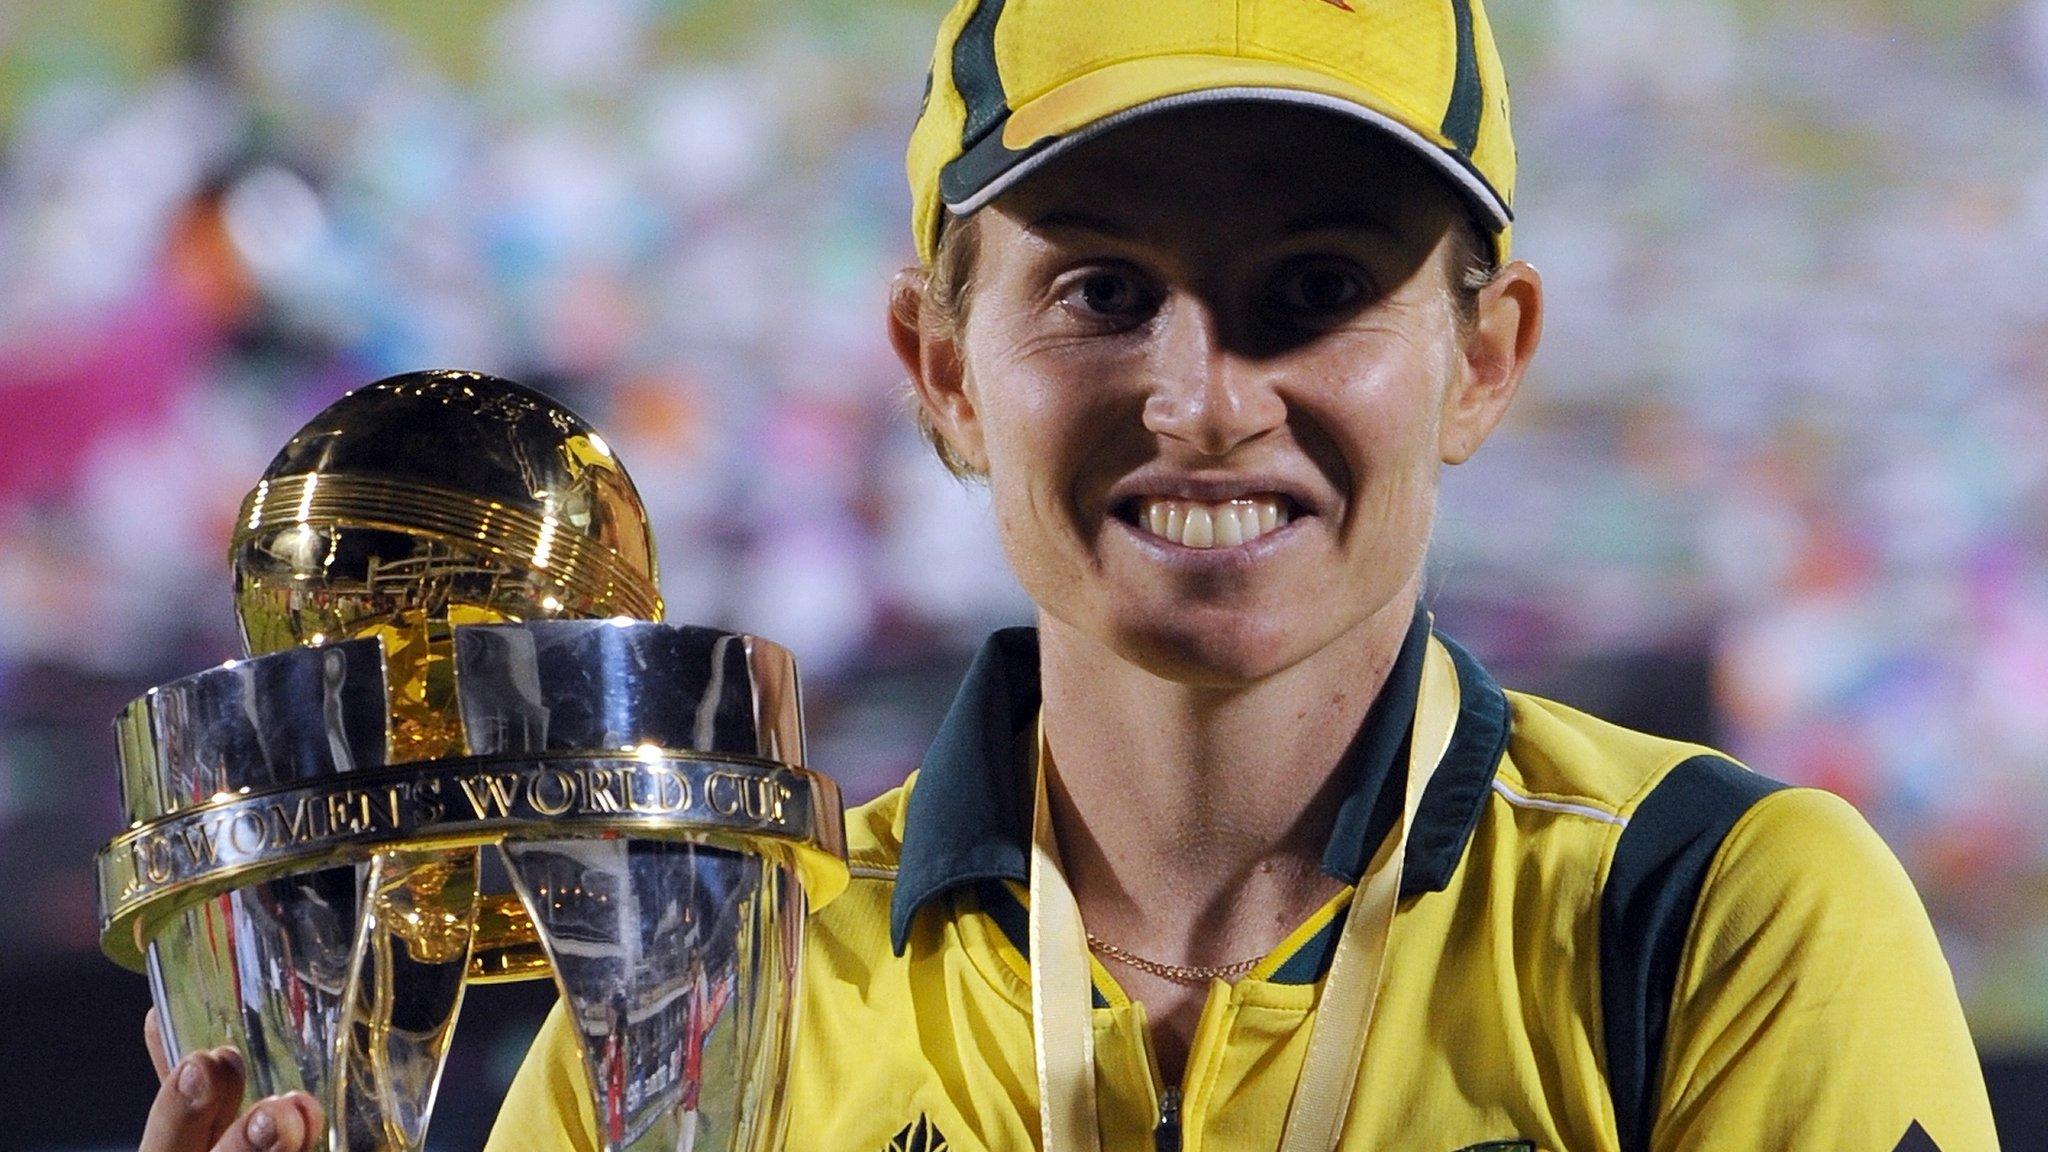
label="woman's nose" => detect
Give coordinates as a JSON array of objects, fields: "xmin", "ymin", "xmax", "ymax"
[{"xmin": 1139, "ymin": 304, "xmax": 1287, "ymax": 457}]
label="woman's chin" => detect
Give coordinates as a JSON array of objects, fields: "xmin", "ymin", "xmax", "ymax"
[{"xmin": 1101, "ymin": 610, "xmax": 1319, "ymax": 688}]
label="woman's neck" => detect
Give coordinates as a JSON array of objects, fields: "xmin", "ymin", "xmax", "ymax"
[{"xmin": 1034, "ymin": 596, "xmax": 1417, "ymax": 967}]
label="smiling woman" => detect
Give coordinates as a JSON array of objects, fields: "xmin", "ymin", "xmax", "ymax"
[
  {"xmin": 127, "ymin": 2, "xmax": 2002, "ymax": 1151},
  {"xmin": 884, "ymin": 101, "xmax": 1548, "ymax": 1104}
]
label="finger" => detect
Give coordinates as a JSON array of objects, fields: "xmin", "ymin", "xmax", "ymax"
[
  {"xmin": 145, "ymin": 1008, "xmax": 170, "ymax": 1081},
  {"xmin": 139, "ymin": 1050, "xmax": 242, "ymax": 1152},
  {"xmin": 284, "ymin": 1091, "xmax": 327, "ymax": 1149},
  {"xmin": 218, "ymin": 1093, "xmax": 321, "ymax": 1152},
  {"xmin": 204, "ymin": 1048, "xmax": 249, "ymax": 1137}
]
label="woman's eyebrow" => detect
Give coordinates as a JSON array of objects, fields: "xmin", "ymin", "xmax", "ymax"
[
  {"xmin": 1280, "ymin": 208, "xmax": 1401, "ymax": 239},
  {"xmin": 1026, "ymin": 209, "xmax": 1137, "ymax": 239},
  {"xmin": 1022, "ymin": 206, "xmax": 1400, "ymax": 243}
]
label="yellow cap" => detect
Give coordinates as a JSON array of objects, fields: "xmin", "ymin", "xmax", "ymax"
[{"xmin": 907, "ymin": 0, "xmax": 1516, "ymax": 266}]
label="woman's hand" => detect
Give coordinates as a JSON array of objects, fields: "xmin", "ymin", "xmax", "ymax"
[{"xmin": 140, "ymin": 1009, "xmax": 326, "ymax": 1152}]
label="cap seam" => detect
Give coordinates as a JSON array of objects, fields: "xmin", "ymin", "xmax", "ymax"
[
  {"xmin": 993, "ymin": 47, "xmax": 1451, "ymax": 153},
  {"xmin": 993, "ymin": 41, "xmax": 1242, "ymax": 122},
  {"xmin": 1235, "ymin": 40, "xmax": 1449, "ymax": 147}
]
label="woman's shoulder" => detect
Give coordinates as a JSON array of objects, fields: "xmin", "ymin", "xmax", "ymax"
[
  {"xmin": 1480, "ymin": 686, "xmax": 1916, "ymax": 978},
  {"xmin": 842, "ymin": 773, "xmax": 914, "ymax": 876},
  {"xmin": 1486, "ymin": 687, "xmax": 1908, "ymax": 923},
  {"xmin": 802, "ymin": 775, "xmax": 914, "ymax": 949},
  {"xmin": 1478, "ymin": 684, "xmax": 1901, "ymax": 913},
  {"xmin": 1493, "ymin": 688, "xmax": 1773, "ymax": 824},
  {"xmin": 1486, "ymin": 689, "xmax": 1969, "ymax": 1145}
]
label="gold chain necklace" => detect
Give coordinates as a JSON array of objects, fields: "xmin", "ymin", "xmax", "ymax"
[{"xmin": 1084, "ymin": 931, "xmax": 1263, "ymax": 985}]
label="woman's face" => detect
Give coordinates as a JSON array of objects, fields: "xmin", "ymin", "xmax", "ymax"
[{"xmin": 906, "ymin": 105, "xmax": 1538, "ymax": 685}]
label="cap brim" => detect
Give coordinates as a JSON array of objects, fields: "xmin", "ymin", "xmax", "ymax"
[{"xmin": 941, "ymin": 56, "xmax": 1512, "ymax": 239}]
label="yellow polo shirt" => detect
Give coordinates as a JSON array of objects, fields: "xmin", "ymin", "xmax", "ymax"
[{"xmin": 487, "ymin": 610, "xmax": 1998, "ymax": 1151}]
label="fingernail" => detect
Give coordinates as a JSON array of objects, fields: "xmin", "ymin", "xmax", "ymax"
[
  {"xmin": 289, "ymin": 1094, "xmax": 325, "ymax": 1143},
  {"xmin": 246, "ymin": 1105, "xmax": 277, "ymax": 1148},
  {"xmin": 176, "ymin": 1057, "xmax": 207, "ymax": 1105}
]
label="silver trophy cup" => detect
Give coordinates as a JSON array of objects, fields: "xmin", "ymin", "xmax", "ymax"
[{"xmin": 96, "ymin": 373, "xmax": 848, "ymax": 1151}]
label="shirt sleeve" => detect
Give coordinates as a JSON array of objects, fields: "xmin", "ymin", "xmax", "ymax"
[
  {"xmin": 484, "ymin": 999, "xmax": 602, "ymax": 1152},
  {"xmin": 1651, "ymin": 787, "xmax": 1999, "ymax": 1151}
]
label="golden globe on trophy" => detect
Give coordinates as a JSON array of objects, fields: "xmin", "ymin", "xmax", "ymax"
[{"xmin": 93, "ymin": 370, "xmax": 848, "ymax": 1152}]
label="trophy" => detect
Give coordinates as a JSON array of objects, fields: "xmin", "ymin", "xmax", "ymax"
[{"xmin": 95, "ymin": 370, "xmax": 848, "ymax": 1151}]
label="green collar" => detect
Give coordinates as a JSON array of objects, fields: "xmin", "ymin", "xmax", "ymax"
[{"xmin": 888, "ymin": 605, "xmax": 1511, "ymax": 955}]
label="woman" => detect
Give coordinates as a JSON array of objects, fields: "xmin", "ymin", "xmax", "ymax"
[{"xmin": 138, "ymin": 1, "xmax": 1997, "ymax": 1150}]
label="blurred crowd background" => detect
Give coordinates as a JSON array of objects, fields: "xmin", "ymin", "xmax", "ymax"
[{"xmin": 2, "ymin": 0, "xmax": 2045, "ymax": 1147}]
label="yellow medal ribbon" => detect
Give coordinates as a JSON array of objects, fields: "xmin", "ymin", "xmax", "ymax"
[
  {"xmin": 1278, "ymin": 635, "xmax": 1461, "ymax": 1151},
  {"xmin": 1028, "ymin": 633, "xmax": 1463, "ymax": 1152},
  {"xmin": 1030, "ymin": 726, "xmax": 1102, "ymax": 1152}
]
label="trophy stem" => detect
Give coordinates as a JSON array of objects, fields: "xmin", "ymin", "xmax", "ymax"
[
  {"xmin": 145, "ymin": 867, "xmax": 370, "ymax": 1112},
  {"xmin": 502, "ymin": 837, "xmax": 783, "ymax": 1152},
  {"xmin": 336, "ymin": 847, "xmax": 480, "ymax": 1151}
]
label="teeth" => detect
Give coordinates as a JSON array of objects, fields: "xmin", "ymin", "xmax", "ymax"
[
  {"xmin": 1215, "ymin": 507, "xmax": 1243, "ymax": 547},
  {"xmin": 1132, "ymin": 496, "xmax": 1292, "ymax": 550}
]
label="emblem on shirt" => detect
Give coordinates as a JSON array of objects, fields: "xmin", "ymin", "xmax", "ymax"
[
  {"xmin": 1450, "ymin": 1143, "xmax": 1533, "ymax": 1152},
  {"xmin": 1893, "ymin": 1121, "xmax": 1942, "ymax": 1152},
  {"xmin": 885, "ymin": 1114, "xmax": 950, "ymax": 1152}
]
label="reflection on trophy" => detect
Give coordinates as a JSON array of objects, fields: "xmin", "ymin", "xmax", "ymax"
[{"xmin": 95, "ymin": 370, "xmax": 848, "ymax": 1151}]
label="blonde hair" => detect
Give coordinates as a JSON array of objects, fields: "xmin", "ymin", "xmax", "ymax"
[{"xmin": 901, "ymin": 213, "xmax": 986, "ymax": 481}]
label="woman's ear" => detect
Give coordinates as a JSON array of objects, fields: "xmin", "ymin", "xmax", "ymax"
[
  {"xmin": 1440, "ymin": 258, "xmax": 1544, "ymax": 466},
  {"xmin": 889, "ymin": 267, "xmax": 986, "ymax": 475}
]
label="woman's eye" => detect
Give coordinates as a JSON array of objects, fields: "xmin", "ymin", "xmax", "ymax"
[
  {"xmin": 1062, "ymin": 271, "xmax": 1152, "ymax": 320},
  {"xmin": 1270, "ymin": 260, "xmax": 1369, "ymax": 319}
]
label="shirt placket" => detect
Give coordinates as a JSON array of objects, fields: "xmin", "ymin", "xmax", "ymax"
[{"xmin": 1091, "ymin": 1001, "xmax": 1166, "ymax": 1152}]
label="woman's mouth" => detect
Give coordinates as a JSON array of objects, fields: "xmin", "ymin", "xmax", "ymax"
[{"xmin": 1117, "ymin": 495, "xmax": 1296, "ymax": 550}]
